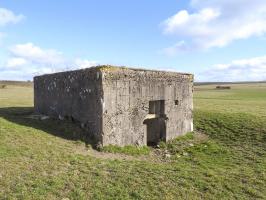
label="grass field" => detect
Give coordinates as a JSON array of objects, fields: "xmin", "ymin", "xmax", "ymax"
[{"xmin": 0, "ymin": 83, "xmax": 265, "ymax": 199}]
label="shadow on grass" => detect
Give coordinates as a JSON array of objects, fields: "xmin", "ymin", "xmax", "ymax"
[{"xmin": 0, "ymin": 107, "xmax": 97, "ymax": 147}]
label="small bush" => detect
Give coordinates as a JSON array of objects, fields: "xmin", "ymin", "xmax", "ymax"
[
  {"xmin": 216, "ymin": 85, "xmax": 231, "ymax": 89},
  {"xmin": 0, "ymin": 85, "xmax": 7, "ymax": 89}
]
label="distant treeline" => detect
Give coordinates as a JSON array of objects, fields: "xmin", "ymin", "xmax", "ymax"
[
  {"xmin": 1, "ymin": 80, "xmax": 265, "ymax": 87},
  {"xmin": 194, "ymin": 81, "xmax": 266, "ymax": 86},
  {"xmin": 0, "ymin": 80, "xmax": 33, "ymax": 87}
]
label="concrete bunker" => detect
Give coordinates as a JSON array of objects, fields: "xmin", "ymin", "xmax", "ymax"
[{"xmin": 34, "ymin": 65, "xmax": 194, "ymax": 146}]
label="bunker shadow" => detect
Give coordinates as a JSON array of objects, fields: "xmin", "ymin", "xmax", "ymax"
[{"xmin": 0, "ymin": 107, "xmax": 98, "ymax": 147}]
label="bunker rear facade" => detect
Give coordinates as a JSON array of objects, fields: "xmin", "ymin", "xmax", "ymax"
[{"xmin": 34, "ymin": 66, "xmax": 193, "ymax": 146}]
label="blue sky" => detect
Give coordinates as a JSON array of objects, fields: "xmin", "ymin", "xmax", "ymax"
[{"xmin": 0, "ymin": 0, "xmax": 266, "ymax": 81}]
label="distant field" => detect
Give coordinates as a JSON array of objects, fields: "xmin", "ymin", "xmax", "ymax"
[
  {"xmin": 0, "ymin": 84, "xmax": 33, "ymax": 107},
  {"xmin": 0, "ymin": 82, "xmax": 265, "ymax": 199},
  {"xmin": 0, "ymin": 80, "xmax": 33, "ymax": 87},
  {"xmin": 194, "ymin": 83, "xmax": 266, "ymax": 117}
]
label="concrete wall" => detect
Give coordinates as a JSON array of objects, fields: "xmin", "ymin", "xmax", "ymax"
[
  {"xmin": 34, "ymin": 68, "xmax": 103, "ymax": 142},
  {"xmin": 101, "ymin": 67, "xmax": 193, "ymax": 146}
]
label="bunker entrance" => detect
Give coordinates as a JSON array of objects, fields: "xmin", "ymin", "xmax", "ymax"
[{"xmin": 144, "ymin": 100, "xmax": 167, "ymax": 146}]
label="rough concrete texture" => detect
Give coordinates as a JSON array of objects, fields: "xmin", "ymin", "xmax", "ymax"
[
  {"xmin": 34, "ymin": 68, "xmax": 103, "ymax": 142},
  {"xmin": 34, "ymin": 65, "xmax": 193, "ymax": 146}
]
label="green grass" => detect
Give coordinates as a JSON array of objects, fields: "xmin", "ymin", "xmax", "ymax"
[
  {"xmin": 0, "ymin": 83, "xmax": 265, "ymax": 199},
  {"xmin": 158, "ymin": 132, "xmax": 196, "ymax": 155}
]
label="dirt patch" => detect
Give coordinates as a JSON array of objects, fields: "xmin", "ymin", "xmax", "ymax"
[
  {"xmin": 74, "ymin": 145, "xmax": 153, "ymax": 162},
  {"xmin": 73, "ymin": 132, "xmax": 209, "ymax": 163}
]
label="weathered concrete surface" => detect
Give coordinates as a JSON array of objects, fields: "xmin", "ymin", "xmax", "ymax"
[
  {"xmin": 34, "ymin": 65, "xmax": 193, "ymax": 146},
  {"xmin": 101, "ymin": 67, "xmax": 193, "ymax": 146},
  {"xmin": 34, "ymin": 68, "xmax": 103, "ymax": 142}
]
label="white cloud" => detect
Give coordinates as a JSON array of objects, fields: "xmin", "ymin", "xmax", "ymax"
[
  {"xmin": 6, "ymin": 57, "xmax": 28, "ymax": 68},
  {"xmin": 198, "ymin": 55, "xmax": 266, "ymax": 81},
  {"xmin": 74, "ymin": 58, "xmax": 98, "ymax": 69},
  {"xmin": 0, "ymin": 8, "xmax": 25, "ymax": 44},
  {"xmin": 0, "ymin": 43, "xmax": 98, "ymax": 80},
  {"xmin": 164, "ymin": 8, "xmax": 220, "ymax": 36},
  {"xmin": 0, "ymin": 8, "xmax": 25, "ymax": 26},
  {"xmin": 162, "ymin": 0, "xmax": 266, "ymax": 51},
  {"xmin": 9, "ymin": 43, "xmax": 64, "ymax": 65}
]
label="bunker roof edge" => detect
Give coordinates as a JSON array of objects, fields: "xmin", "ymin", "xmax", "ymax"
[{"xmin": 34, "ymin": 65, "xmax": 193, "ymax": 79}]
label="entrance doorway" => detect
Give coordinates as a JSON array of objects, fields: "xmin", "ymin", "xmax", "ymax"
[{"xmin": 143, "ymin": 100, "xmax": 167, "ymax": 146}]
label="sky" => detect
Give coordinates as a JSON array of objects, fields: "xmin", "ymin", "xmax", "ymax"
[{"xmin": 0, "ymin": 0, "xmax": 266, "ymax": 81}]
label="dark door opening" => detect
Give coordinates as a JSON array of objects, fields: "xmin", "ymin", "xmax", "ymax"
[{"xmin": 144, "ymin": 100, "xmax": 167, "ymax": 146}]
